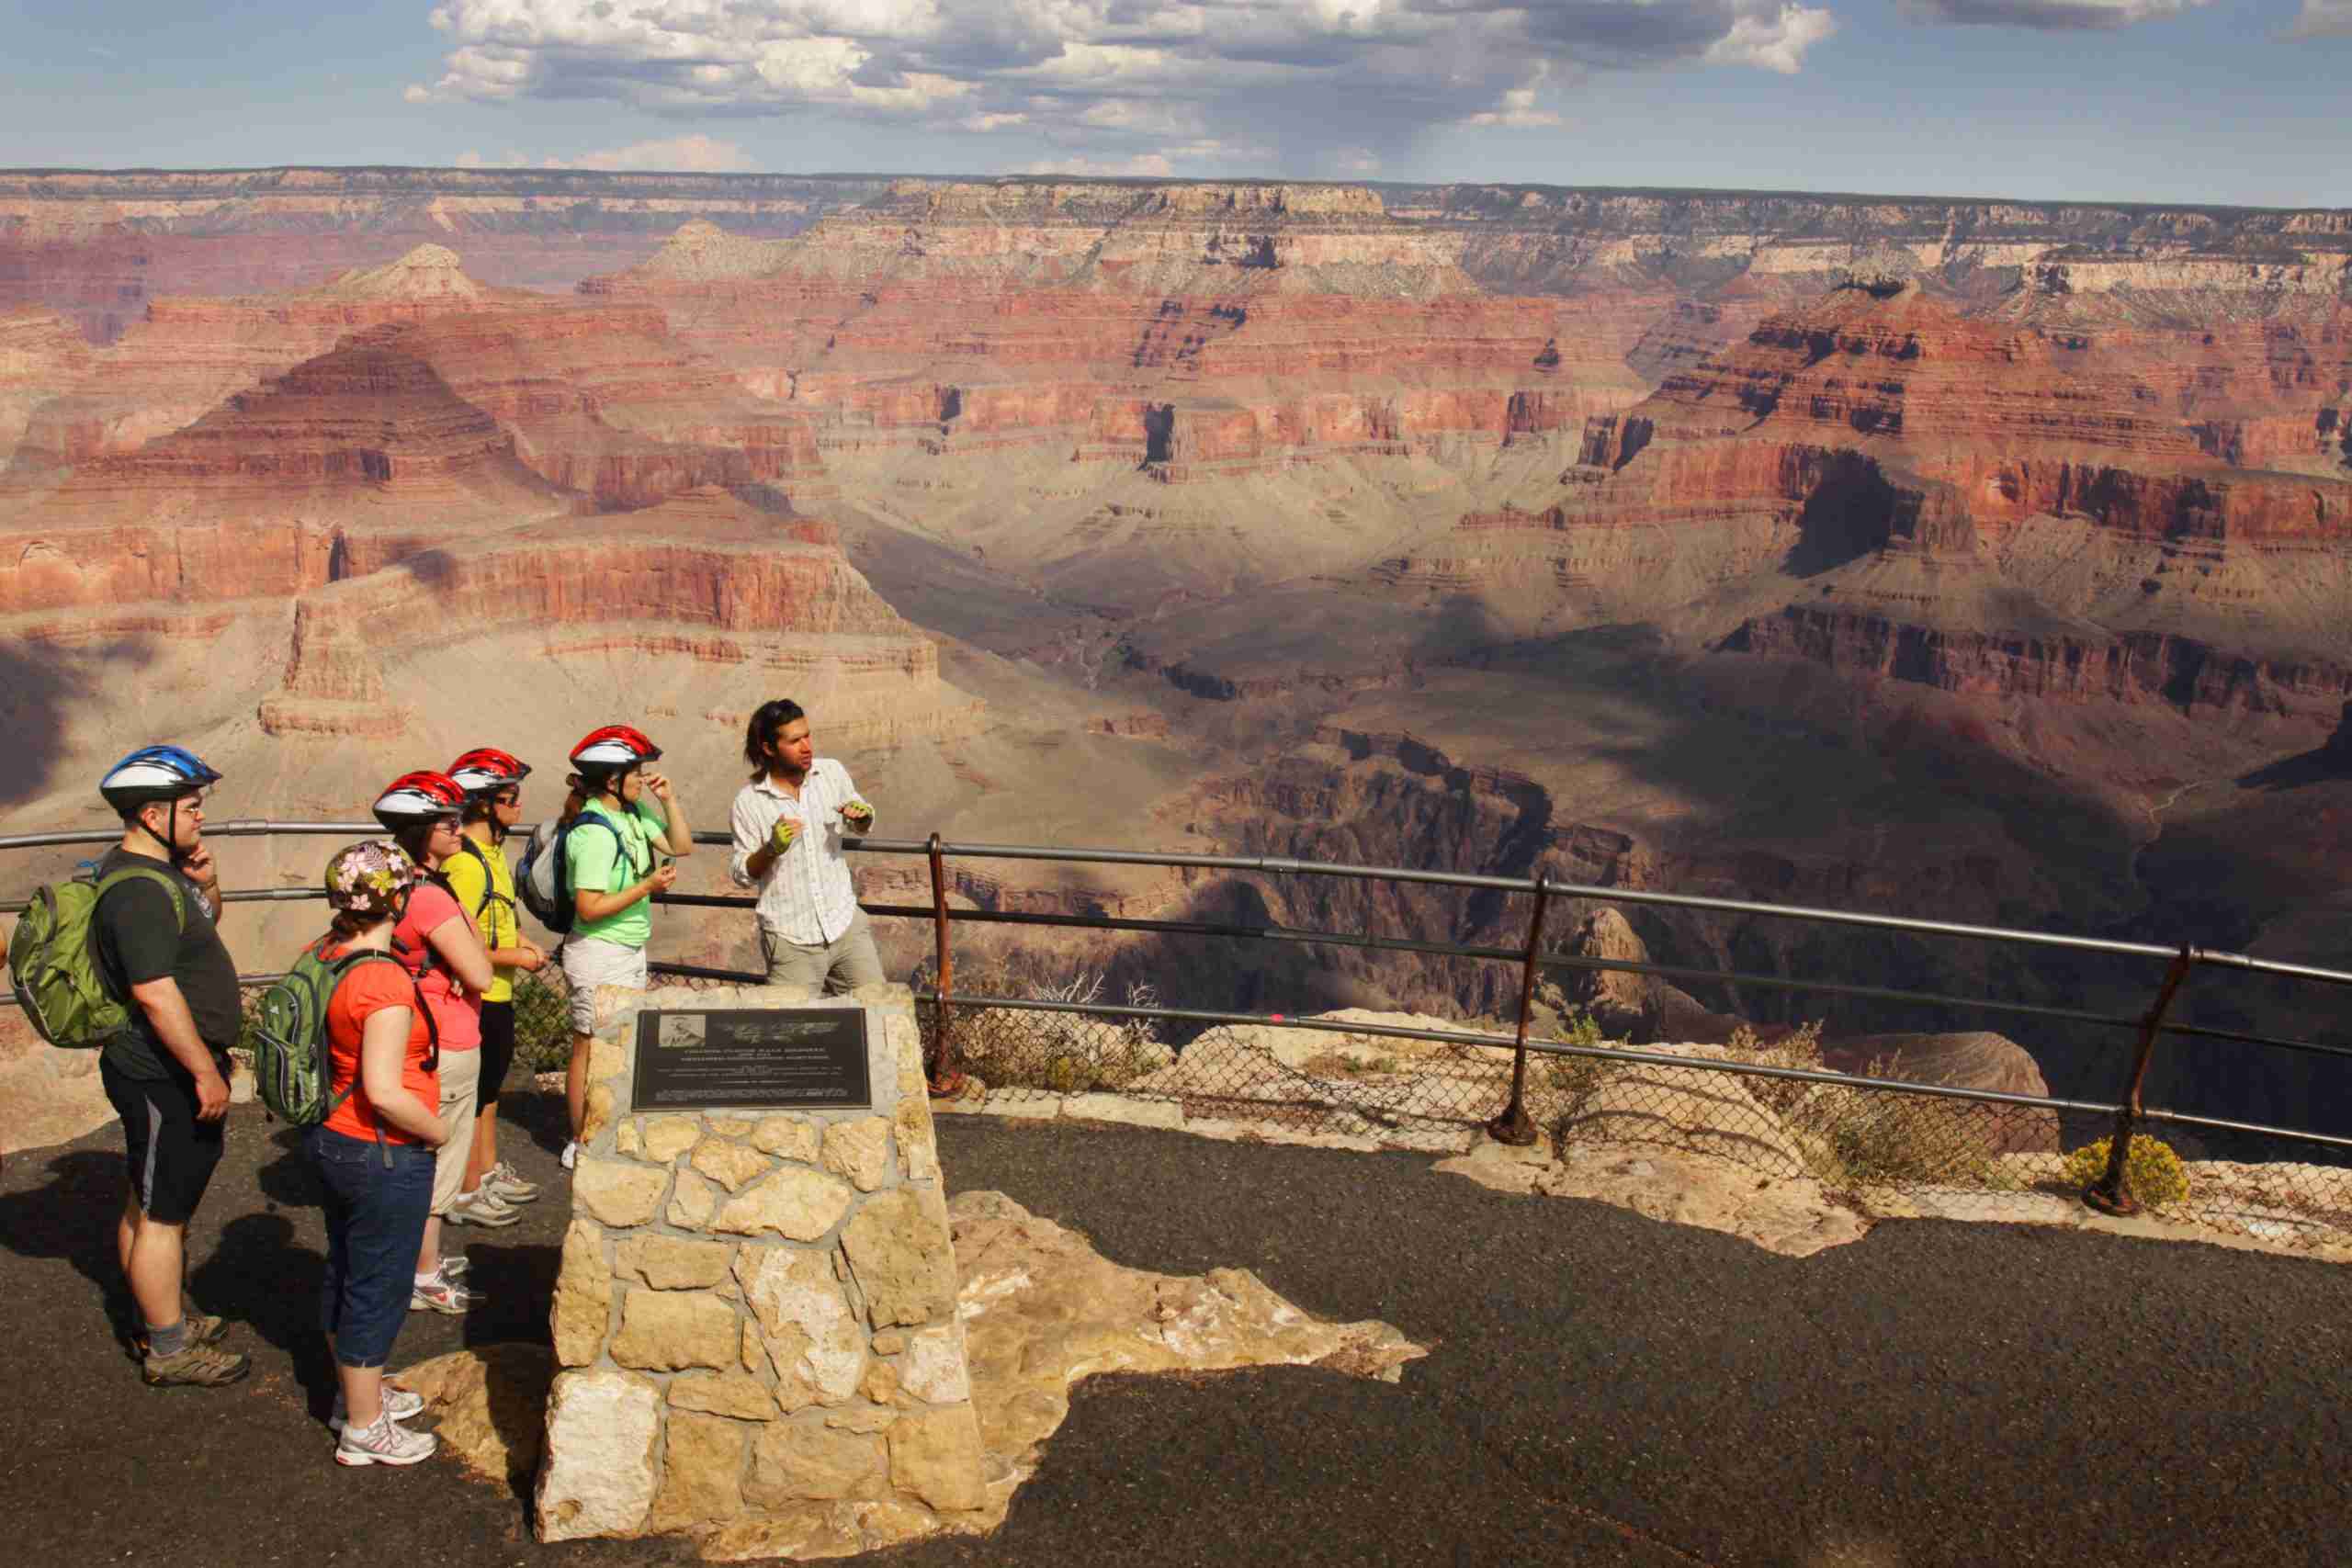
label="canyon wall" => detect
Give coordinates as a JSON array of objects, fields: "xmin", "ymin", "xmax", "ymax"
[{"xmin": 6, "ymin": 172, "xmax": 2352, "ymax": 1146}]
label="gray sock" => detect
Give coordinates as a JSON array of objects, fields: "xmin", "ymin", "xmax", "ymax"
[{"xmin": 145, "ymin": 1317, "xmax": 188, "ymax": 1359}]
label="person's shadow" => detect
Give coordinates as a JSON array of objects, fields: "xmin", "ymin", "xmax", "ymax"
[
  {"xmin": 0, "ymin": 1148, "xmax": 140, "ymax": 1350},
  {"xmin": 184, "ymin": 1124, "xmax": 336, "ymax": 1416}
]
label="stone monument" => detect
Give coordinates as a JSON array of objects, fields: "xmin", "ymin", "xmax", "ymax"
[{"xmin": 537, "ymin": 981, "xmax": 989, "ymax": 1558}]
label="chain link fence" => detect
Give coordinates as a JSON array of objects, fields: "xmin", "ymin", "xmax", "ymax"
[
  {"xmin": 11, "ymin": 821, "xmax": 2352, "ymax": 1257},
  {"xmin": 918, "ymin": 985, "xmax": 2352, "ymax": 1253}
]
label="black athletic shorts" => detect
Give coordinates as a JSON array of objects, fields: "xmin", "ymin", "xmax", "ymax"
[
  {"xmin": 100, "ymin": 1057, "xmax": 226, "ymax": 1225},
  {"xmin": 477, "ymin": 999, "xmax": 516, "ymax": 1108}
]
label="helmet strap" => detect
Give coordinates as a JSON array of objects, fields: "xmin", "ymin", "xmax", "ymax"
[{"xmin": 135, "ymin": 798, "xmax": 187, "ymax": 867}]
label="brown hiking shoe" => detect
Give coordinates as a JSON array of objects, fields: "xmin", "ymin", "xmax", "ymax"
[
  {"xmin": 128, "ymin": 1312, "xmax": 228, "ymax": 1361},
  {"xmin": 141, "ymin": 1342, "xmax": 250, "ymax": 1388}
]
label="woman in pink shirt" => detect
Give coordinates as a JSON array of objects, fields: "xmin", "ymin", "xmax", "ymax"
[{"xmin": 368, "ymin": 773, "xmax": 494, "ymax": 1314}]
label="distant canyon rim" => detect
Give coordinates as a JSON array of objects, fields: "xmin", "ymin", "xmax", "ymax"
[{"xmin": 3, "ymin": 167, "xmax": 2350, "ymax": 1144}]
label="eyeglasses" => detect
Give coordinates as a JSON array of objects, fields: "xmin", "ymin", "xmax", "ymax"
[
  {"xmin": 430, "ymin": 817, "xmax": 462, "ymax": 833},
  {"xmin": 492, "ymin": 794, "xmax": 522, "ymax": 808}
]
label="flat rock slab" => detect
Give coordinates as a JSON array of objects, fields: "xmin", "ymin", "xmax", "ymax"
[{"xmin": 1438, "ymin": 1135, "xmax": 1872, "ymax": 1258}]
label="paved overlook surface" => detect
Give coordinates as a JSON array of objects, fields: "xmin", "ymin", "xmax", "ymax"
[{"xmin": 1, "ymin": 1089, "xmax": 2348, "ymax": 1568}]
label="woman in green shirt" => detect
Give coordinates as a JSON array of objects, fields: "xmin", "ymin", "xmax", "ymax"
[{"xmin": 558, "ymin": 726, "xmax": 693, "ymax": 1168}]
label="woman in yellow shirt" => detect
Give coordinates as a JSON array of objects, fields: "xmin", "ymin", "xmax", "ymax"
[{"xmin": 442, "ymin": 749, "xmax": 548, "ymax": 1224}]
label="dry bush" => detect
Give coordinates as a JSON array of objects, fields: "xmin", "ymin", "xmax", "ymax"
[
  {"xmin": 935, "ymin": 957, "xmax": 1170, "ymax": 1094},
  {"xmin": 1299, "ymin": 1050, "xmax": 1404, "ymax": 1078},
  {"xmin": 1787, "ymin": 1055, "xmax": 2010, "ymax": 1191},
  {"xmin": 1723, "ymin": 1019, "xmax": 1825, "ymax": 1116}
]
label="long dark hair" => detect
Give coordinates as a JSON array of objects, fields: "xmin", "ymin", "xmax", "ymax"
[
  {"xmin": 744, "ymin": 697, "xmax": 806, "ymax": 781},
  {"xmin": 392, "ymin": 822, "xmax": 436, "ymax": 867}
]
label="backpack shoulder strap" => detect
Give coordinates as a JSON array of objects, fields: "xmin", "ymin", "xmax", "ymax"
[
  {"xmin": 320, "ymin": 949, "xmax": 440, "ymax": 1110},
  {"xmin": 91, "ymin": 864, "xmax": 187, "ymax": 934},
  {"xmin": 565, "ymin": 812, "xmax": 631, "ymax": 884},
  {"xmin": 453, "ymin": 838, "xmax": 500, "ymax": 920}
]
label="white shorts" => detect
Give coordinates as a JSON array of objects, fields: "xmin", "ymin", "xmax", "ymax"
[
  {"xmin": 561, "ymin": 937, "xmax": 649, "ymax": 1035},
  {"xmin": 429, "ymin": 1047, "xmax": 481, "ymax": 1217}
]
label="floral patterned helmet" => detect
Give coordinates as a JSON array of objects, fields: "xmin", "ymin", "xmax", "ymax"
[{"xmin": 324, "ymin": 839, "xmax": 418, "ymax": 920}]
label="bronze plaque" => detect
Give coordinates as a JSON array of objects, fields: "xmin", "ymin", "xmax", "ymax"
[{"xmin": 630, "ymin": 1006, "xmax": 872, "ymax": 1112}]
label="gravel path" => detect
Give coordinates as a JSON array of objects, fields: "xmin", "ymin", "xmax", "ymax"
[{"xmin": 2, "ymin": 1096, "xmax": 2346, "ymax": 1567}]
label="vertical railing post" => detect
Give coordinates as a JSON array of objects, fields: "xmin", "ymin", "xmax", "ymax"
[
  {"xmin": 1485, "ymin": 874, "xmax": 1552, "ymax": 1146},
  {"xmin": 923, "ymin": 832, "xmax": 968, "ymax": 1098},
  {"xmin": 2083, "ymin": 945, "xmax": 2195, "ymax": 1216}
]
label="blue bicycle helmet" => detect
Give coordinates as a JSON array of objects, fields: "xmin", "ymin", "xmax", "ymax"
[{"xmin": 98, "ymin": 745, "xmax": 222, "ymax": 811}]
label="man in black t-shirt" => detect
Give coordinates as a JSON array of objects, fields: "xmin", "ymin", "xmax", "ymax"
[{"xmin": 90, "ymin": 745, "xmax": 249, "ymax": 1388}]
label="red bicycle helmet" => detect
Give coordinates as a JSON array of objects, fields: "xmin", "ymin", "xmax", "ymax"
[
  {"xmin": 371, "ymin": 771, "xmax": 469, "ymax": 829},
  {"xmin": 570, "ymin": 725, "xmax": 662, "ymax": 773},
  {"xmin": 447, "ymin": 747, "xmax": 534, "ymax": 798}
]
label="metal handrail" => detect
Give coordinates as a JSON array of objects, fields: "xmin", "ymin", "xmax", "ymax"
[
  {"xmin": 6, "ymin": 818, "xmax": 2349, "ymax": 1200},
  {"xmin": 4, "ymin": 818, "xmax": 2344, "ymax": 987}
]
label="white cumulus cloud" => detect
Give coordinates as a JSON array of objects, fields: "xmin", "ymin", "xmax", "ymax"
[
  {"xmin": 1706, "ymin": 3, "xmax": 1841, "ymax": 70},
  {"xmin": 406, "ymin": 0, "xmax": 1845, "ymax": 170},
  {"xmin": 2290, "ymin": 0, "xmax": 2352, "ymax": 31}
]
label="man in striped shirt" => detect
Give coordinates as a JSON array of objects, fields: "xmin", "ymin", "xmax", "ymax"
[{"xmin": 729, "ymin": 698, "xmax": 886, "ymax": 994}]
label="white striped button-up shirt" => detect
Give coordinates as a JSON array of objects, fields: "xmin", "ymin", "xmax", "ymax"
[{"xmin": 729, "ymin": 761, "xmax": 869, "ymax": 945}]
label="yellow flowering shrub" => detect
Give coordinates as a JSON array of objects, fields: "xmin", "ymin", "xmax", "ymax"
[{"xmin": 2064, "ymin": 1134, "xmax": 2189, "ymax": 1207}]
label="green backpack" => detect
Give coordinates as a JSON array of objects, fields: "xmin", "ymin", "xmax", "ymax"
[
  {"xmin": 251, "ymin": 940, "xmax": 437, "ymax": 1128},
  {"xmin": 6, "ymin": 863, "xmax": 187, "ymax": 1049}
]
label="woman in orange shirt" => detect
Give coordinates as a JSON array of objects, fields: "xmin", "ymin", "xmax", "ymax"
[{"xmin": 309, "ymin": 839, "xmax": 448, "ymax": 1468}]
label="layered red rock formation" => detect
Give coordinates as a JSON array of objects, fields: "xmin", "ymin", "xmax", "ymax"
[
  {"xmin": 11, "ymin": 173, "xmax": 2352, "ymax": 1154},
  {"xmin": 585, "ymin": 189, "xmax": 1657, "ymax": 478},
  {"xmin": 0, "ymin": 333, "xmax": 561, "ymax": 614},
  {"xmin": 0, "ymin": 308, "xmax": 90, "ymax": 467},
  {"xmin": 1362, "ymin": 273, "xmax": 2352, "ymax": 724},
  {"xmin": 13, "ymin": 244, "xmax": 825, "ymax": 511},
  {"xmin": 0, "ymin": 169, "xmax": 878, "ymax": 342},
  {"xmin": 259, "ymin": 491, "xmax": 934, "ymax": 737}
]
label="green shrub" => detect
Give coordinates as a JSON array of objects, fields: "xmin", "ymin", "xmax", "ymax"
[
  {"xmin": 2063, "ymin": 1134, "xmax": 2190, "ymax": 1207},
  {"xmin": 1539, "ymin": 1007, "xmax": 1622, "ymax": 1122}
]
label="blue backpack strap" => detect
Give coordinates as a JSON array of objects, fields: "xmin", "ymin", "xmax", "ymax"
[{"xmin": 563, "ymin": 813, "xmax": 628, "ymax": 891}]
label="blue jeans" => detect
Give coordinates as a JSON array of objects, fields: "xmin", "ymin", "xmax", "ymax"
[{"xmin": 305, "ymin": 1126, "xmax": 434, "ymax": 1370}]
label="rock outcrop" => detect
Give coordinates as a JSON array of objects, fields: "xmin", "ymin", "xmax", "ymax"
[{"xmin": 399, "ymin": 1190, "xmax": 1423, "ymax": 1559}]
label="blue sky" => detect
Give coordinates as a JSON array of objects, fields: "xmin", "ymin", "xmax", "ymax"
[{"xmin": 0, "ymin": 1, "xmax": 2345, "ymax": 208}]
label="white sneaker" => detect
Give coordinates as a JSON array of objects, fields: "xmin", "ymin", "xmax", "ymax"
[
  {"xmin": 436, "ymin": 1253, "xmax": 469, "ymax": 1280},
  {"xmin": 329, "ymin": 1382, "xmax": 426, "ymax": 1434},
  {"xmin": 410, "ymin": 1270, "xmax": 484, "ymax": 1314},
  {"xmin": 560, "ymin": 1140, "xmax": 579, "ymax": 1170},
  {"xmin": 484, "ymin": 1160, "xmax": 541, "ymax": 1203},
  {"xmin": 334, "ymin": 1411, "xmax": 438, "ymax": 1467},
  {"xmin": 444, "ymin": 1187, "xmax": 521, "ymax": 1228}
]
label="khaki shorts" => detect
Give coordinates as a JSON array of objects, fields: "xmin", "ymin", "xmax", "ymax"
[
  {"xmin": 760, "ymin": 908, "xmax": 885, "ymax": 995},
  {"xmin": 429, "ymin": 1046, "xmax": 481, "ymax": 1217},
  {"xmin": 562, "ymin": 937, "xmax": 649, "ymax": 1035}
]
